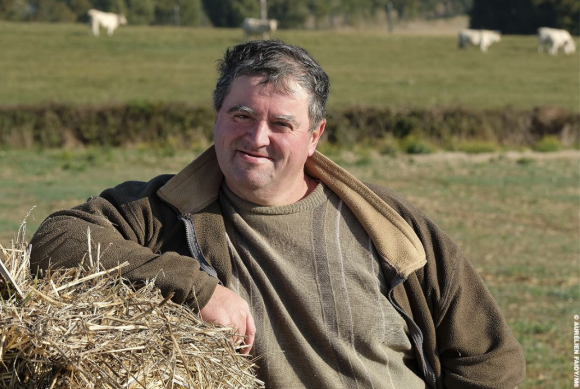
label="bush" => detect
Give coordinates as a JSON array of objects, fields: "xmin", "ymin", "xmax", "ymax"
[
  {"xmin": 0, "ymin": 103, "xmax": 578, "ymax": 151},
  {"xmin": 533, "ymin": 135, "xmax": 561, "ymax": 152},
  {"xmin": 454, "ymin": 141, "xmax": 500, "ymax": 154},
  {"xmin": 400, "ymin": 135, "xmax": 433, "ymax": 155}
]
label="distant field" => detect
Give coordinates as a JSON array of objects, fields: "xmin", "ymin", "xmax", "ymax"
[
  {"xmin": 1, "ymin": 20, "xmax": 579, "ymax": 389},
  {"xmin": 0, "ymin": 147, "xmax": 578, "ymax": 388},
  {"xmin": 0, "ymin": 22, "xmax": 578, "ymax": 111}
]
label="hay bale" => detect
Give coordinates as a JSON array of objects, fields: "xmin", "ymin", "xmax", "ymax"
[{"xmin": 0, "ymin": 222, "xmax": 264, "ymax": 389}]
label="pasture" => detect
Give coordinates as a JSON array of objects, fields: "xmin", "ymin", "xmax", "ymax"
[
  {"xmin": 0, "ymin": 20, "xmax": 579, "ymax": 389},
  {"xmin": 0, "ymin": 21, "xmax": 578, "ymax": 111},
  {"xmin": 1, "ymin": 148, "xmax": 578, "ymax": 389}
]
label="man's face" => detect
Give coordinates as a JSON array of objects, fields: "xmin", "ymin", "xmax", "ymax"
[{"xmin": 213, "ymin": 75, "xmax": 325, "ymax": 206}]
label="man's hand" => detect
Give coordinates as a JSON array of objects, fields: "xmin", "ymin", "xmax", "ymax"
[{"xmin": 200, "ymin": 284, "xmax": 256, "ymax": 355}]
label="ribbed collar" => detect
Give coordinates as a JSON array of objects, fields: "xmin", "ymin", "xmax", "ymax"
[{"xmin": 220, "ymin": 180, "xmax": 330, "ymax": 215}]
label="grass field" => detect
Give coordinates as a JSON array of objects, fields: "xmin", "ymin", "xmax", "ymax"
[
  {"xmin": 0, "ymin": 147, "xmax": 578, "ymax": 388},
  {"xmin": 1, "ymin": 20, "xmax": 579, "ymax": 388},
  {"xmin": 0, "ymin": 22, "xmax": 578, "ymax": 111}
]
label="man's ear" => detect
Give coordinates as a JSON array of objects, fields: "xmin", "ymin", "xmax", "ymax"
[{"xmin": 308, "ymin": 120, "xmax": 326, "ymax": 157}]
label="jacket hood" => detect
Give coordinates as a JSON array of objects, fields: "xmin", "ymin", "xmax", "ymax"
[{"xmin": 157, "ymin": 146, "xmax": 426, "ymax": 278}]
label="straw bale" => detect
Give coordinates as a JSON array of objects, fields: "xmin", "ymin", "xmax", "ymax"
[{"xmin": 0, "ymin": 222, "xmax": 264, "ymax": 389}]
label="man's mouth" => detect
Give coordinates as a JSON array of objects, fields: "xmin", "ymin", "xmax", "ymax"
[{"xmin": 237, "ymin": 150, "xmax": 271, "ymax": 160}]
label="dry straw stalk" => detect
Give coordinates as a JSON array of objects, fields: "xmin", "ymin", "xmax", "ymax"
[{"xmin": 0, "ymin": 221, "xmax": 264, "ymax": 389}]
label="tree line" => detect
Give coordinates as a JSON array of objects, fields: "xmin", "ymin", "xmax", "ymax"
[
  {"xmin": 0, "ymin": 0, "xmax": 471, "ymax": 28},
  {"xmin": 0, "ymin": 0, "xmax": 576, "ymax": 34}
]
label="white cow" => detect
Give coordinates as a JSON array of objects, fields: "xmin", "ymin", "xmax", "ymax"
[
  {"xmin": 242, "ymin": 18, "xmax": 278, "ymax": 40},
  {"xmin": 537, "ymin": 27, "xmax": 576, "ymax": 55},
  {"xmin": 458, "ymin": 29, "xmax": 501, "ymax": 52},
  {"xmin": 88, "ymin": 9, "xmax": 127, "ymax": 37}
]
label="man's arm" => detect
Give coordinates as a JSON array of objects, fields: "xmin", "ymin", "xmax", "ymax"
[
  {"xmin": 366, "ymin": 182, "xmax": 525, "ymax": 388},
  {"xmin": 434, "ymin": 252, "xmax": 526, "ymax": 389},
  {"xmin": 29, "ymin": 180, "xmax": 219, "ymax": 311}
]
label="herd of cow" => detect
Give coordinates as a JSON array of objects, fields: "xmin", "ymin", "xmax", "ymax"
[
  {"xmin": 86, "ymin": 9, "xmax": 576, "ymax": 56},
  {"xmin": 458, "ymin": 27, "xmax": 576, "ymax": 54}
]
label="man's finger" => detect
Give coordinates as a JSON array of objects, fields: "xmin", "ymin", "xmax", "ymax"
[{"xmin": 241, "ymin": 312, "xmax": 256, "ymax": 355}]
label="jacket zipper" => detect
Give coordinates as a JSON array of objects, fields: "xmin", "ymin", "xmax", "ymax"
[
  {"xmin": 178, "ymin": 215, "xmax": 222, "ymax": 284},
  {"xmin": 388, "ymin": 275, "xmax": 437, "ymax": 389}
]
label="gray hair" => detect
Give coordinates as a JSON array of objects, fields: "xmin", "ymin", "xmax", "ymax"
[{"xmin": 213, "ymin": 40, "xmax": 330, "ymax": 130}]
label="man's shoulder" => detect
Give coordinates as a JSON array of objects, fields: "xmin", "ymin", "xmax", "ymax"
[
  {"xmin": 110, "ymin": 174, "xmax": 175, "ymax": 192},
  {"xmin": 362, "ymin": 182, "xmax": 424, "ymax": 220},
  {"xmin": 98, "ymin": 173, "xmax": 176, "ymax": 206},
  {"xmin": 362, "ymin": 182, "xmax": 455, "ymax": 248}
]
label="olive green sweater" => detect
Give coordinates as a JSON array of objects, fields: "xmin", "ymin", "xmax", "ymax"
[{"xmin": 220, "ymin": 182, "xmax": 427, "ymax": 388}]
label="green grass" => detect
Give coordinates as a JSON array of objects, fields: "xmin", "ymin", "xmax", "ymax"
[
  {"xmin": 1, "ymin": 148, "xmax": 578, "ymax": 389},
  {"xmin": 1, "ymin": 20, "xmax": 579, "ymax": 388},
  {"xmin": 0, "ymin": 22, "xmax": 578, "ymax": 111}
]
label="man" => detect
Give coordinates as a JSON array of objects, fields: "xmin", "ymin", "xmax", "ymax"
[{"xmin": 30, "ymin": 40, "xmax": 525, "ymax": 388}]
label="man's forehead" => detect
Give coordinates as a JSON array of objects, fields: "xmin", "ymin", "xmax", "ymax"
[{"xmin": 233, "ymin": 74, "xmax": 300, "ymax": 96}]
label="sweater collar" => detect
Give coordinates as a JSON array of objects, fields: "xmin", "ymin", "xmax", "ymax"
[{"xmin": 157, "ymin": 145, "xmax": 426, "ymax": 277}]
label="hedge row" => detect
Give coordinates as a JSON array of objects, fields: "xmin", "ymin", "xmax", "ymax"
[{"xmin": 0, "ymin": 102, "xmax": 578, "ymax": 149}]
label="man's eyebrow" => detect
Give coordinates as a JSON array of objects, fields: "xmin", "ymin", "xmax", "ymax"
[
  {"xmin": 226, "ymin": 105, "xmax": 255, "ymax": 115},
  {"xmin": 273, "ymin": 114, "xmax": 299, "ymax": 126}
]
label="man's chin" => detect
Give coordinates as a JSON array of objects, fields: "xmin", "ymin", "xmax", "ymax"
[{"xmin": 227, "ymin": 170, "xmax": 272, "ymax": 191}]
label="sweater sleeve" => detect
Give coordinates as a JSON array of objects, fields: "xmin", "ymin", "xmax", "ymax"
[{"xmin": 29, "ymin": 178, "xmax": 218, "ymax": 312}]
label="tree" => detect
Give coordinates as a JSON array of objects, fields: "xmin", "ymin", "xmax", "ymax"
[
  {"xmin": 28, "ymin": 0, "xmax": 77, "ymax": 22},
  {"xmin": 268, "ymin": 0, "xmax": 309, "ymax": 28},
  {"xmin": 305, "ymin": 0, "xmax": 332, "ymax": 28},
  {"xmin": 66, "ymin": 0, "xmax": 92, "ymax": 22},
  {"xmin": 201, "ymin": 0, "xmax": 258, "ymax": 27},
  {"xmin": 125, "ymin": 0, "xmax": 154, "ymax": 25},
  {"xmin": 0, "ymin": 0, "xmax": 31, "ymax": 20},
  {"xmin": 469, "ymin": 0, "xmax": 579, "ymax": 35},
  {"xmin": 175, "ymin": 0, "xmax": 205, "ymax": 26}
]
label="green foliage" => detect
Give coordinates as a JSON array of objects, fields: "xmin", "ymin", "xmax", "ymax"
[
  {"xmin": 377, "ymin": 136, "xmax": 399, "ymax": 156},
  {"xmin": 1, "ymin": 103, "xmax": 577, "ymax": 151},
  {"xmin": 323, "ymin": 105, "xmax": 579, "ymax": 151},
  {"xmin": 453, "ymin": 140, "xmax": 499, "ymax": 153},
  {"xmin": 532, "ymin": 135, "xmax": 561, "ymax": 152},
  {"xmin": 0, "ymin": 103, "xmax": 215, "ymax": 149},
  {"xmin": 170, "ymin": 0, "xmax": 204, "ymax": 27},
  {"xmin": 399, "ymin": 134, "xmax": 433, "ymax": 154},
  {"xmin": 269, "ymin": 0, "xmax": 309, "ymax": 28},
  {"xmin": 125, "ymin": 0, "xmax": 154, "ymax": 25},
  {"xmin": 469, "ymin": 0, "xmax": 579, "ymax": 35},
  {"xmin": 32, "ymin": 0, "xmax": 77, "ymax": 22},
  {"xmin": 0, "ymin": 0, "xmax": 473, "ymax": 27},
  {"xmin": 0, "ymin": 0, "xmax": 30, "ymax": 21},
  {"xmin": 0, "ymin": 0, "xmax": 204, "ymax": 26},
  {"xmin": 200, "ymin": 0, "xmax": 258, "ymax": 27}
]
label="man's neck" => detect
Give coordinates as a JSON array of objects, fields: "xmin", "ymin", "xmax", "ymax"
[{"xmin": 225, "ymin": 174, "xmax": 318, "ymax": 207}]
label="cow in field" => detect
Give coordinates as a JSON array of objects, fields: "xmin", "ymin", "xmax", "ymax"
[
  {"xmin": 458, "ymin": 29, "xmax": 501, "ymax": 52},
  {"xmin": 242, "ymin": 18, "xmax": 278, "ymax": 40},
  {"xmin": 537, "ymin": 27, "xmax": 576, "ymax": 55},
  {"xmin": 88, "ymin": 9, "xmax": 127, "ymax": 37}
]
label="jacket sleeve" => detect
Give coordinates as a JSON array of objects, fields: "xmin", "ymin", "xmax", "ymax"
[
  {"xmin": 29, "ymin": 178, "xmax": 218, "ymax": 312},
  {"xmin": 433, "ymin": 246, "xmax": 526, "ymax": 389},
  {"xmin": 366, "ymin": 182, "xmax": 525, "ymax": 389},
  {"xmin": 410, "ymin": 210, "xmax": 526, "ymax": 388}
]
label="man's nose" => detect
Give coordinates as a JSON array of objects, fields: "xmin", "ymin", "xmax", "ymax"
[{"xmin": 246, "ymin": 121, "xmax": 270, "ymax": 147}]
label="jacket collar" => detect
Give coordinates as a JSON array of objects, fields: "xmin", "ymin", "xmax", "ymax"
[{"xmin": 157, "ymin": 145, "xmax": 426, "ymax": 278}]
